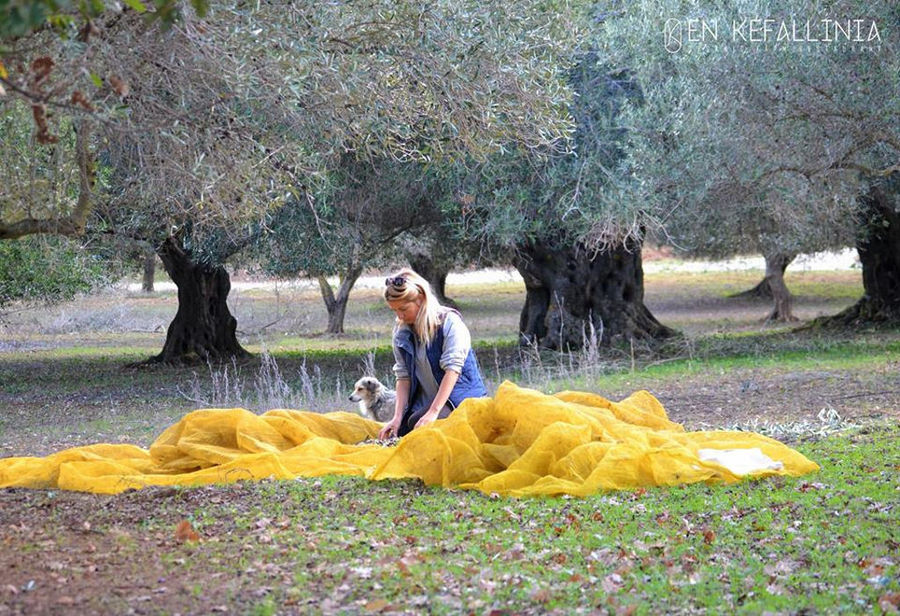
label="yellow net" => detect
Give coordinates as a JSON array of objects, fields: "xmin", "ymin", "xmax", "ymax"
[{"xmin": 0, "ymin": 381, "xmax": 818, "ymax": 496}]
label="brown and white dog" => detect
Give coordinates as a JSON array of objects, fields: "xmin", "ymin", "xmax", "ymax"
[{"xmin": 348, "ymin": 376, "xmax": 396, "ymax": 422}]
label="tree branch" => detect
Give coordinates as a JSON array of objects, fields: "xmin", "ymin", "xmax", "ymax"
[
  {"xmin": 0, "ymin": 120, "xmax": 94, "ymax": 240},
  {"xmin": 317, "ymin": 275, "xmax": 336, "ymax": 311}
]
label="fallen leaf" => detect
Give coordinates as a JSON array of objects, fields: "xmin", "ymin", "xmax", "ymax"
[
  {"xmin": 351, "ymin": 566, "xmax": 373, "ymax": 579},
  {"xmin": 174, "ymin": 519, "xmax": 200, "ymax": 543},
  {"xmin": 880, "ymin": 592, "xmax": 900, "ymax": 614},
  {"xmin": 70, "ymin": 91, "xmax": 95, "ymax": 112},
  {"xmin": 365, "ymin": 599, "xmax": 389, "ymax": 612},
  {"xmin": 30, "ymin": 57, "xmax": 54, "ymax": 85},
  {"xmin": 108, "ymin": 75, "xmax": 130, "ymax": 97}
]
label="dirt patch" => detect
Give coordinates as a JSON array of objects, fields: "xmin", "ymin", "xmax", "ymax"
[
  {"xmin": 0, "ymin": 485, "xmax": 284, "ymax": 616},
  {"xmin": 650, "ymin": 362, "xmax": 900, "ymax": 433}
]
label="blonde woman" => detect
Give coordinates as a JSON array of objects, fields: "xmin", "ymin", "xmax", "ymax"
[{"xmin": 379, "ymin": 268, "xmax": 487, "ymax": 438}]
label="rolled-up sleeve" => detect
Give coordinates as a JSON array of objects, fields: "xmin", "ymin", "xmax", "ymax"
[
  {"xmin": 440, "ymin": 312, "xmax": 472, "ymax": 373},
  {"xmin": 391, "ymin": 328, "xmax": 410, "ymax": 380}
]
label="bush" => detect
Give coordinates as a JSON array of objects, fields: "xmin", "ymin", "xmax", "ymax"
[{"xmin": 0, "ymin": 235, "xmax": 114, "ymax": 307}]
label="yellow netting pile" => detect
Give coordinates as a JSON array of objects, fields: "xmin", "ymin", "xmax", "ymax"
[{"xmin": 0, "ymin": 382, "xmax": 818, "ymax": 496}]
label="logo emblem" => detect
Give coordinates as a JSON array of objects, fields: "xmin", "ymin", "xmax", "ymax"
[{"xmin": 664, "ymin": 18, "xmax": 682, "ymax": 53}]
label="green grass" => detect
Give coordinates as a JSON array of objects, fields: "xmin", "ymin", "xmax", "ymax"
[
  {"xmin": 569, "ymin": 336, "xmax": 900, "ymax": 391},
  {"xmin": 489, "ymin": 329, "xmax": 900, "ymax": 399},
  {"xmin": 6, "ymin": 423, "xmax": 892, "ymax": 614},
  {"xmin": 644, "ymin": 270, "xmax": 863, "ymax": 301},
  {"xmin": 227, "ymin": 424, "xmax": 898, "ymax": 613},
  {"xmin": 1, "ymin": 268, "xmax": 898, "ymax": 614}
]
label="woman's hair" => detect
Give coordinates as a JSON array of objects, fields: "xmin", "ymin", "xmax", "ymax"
[{"xmin": 384, "ymin": 267, "xmax": 442, "ymax": 346}]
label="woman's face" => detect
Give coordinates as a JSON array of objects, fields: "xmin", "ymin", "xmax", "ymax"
[{"xmin": 387, "ymin": 298, "xmax": 422, "ymax": 325}]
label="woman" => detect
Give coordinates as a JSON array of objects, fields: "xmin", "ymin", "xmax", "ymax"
[{"xmin": 379, "ymin": 268, "xmax": 487, "ymax": 439}]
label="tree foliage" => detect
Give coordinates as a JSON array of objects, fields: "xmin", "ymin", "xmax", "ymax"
[
  {"xmin": 456, "ymin": 49, "xmax": 647, "ymax": 256},
  {"xmin": 0, "ymin": 234, "xmax": 113, "ymax": 306},
  {"xmin": 0, "ymin": 0, "xmax": 207, "ymax": 39},
  {"xmin": 597, "ymin": 0, "xmax": 898, "ymax": 259},
  {"xmin": 0, "ymin": 100, "xmax": 92, "ymax": 239},
  {"xmin": 1, "ymin": 0, "xmax": 585, "ymax": 246}
]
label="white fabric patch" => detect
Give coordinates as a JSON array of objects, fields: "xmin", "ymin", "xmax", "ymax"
[{"xmin": 697, "ymin": 448, "xmax": 784, "ymax": 475}]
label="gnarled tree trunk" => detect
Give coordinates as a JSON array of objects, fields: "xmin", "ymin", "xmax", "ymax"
[
  {"xmin": 514, "ymin": 238, "xmax": 676, "ymax": 350},
  {"xmin": 759, "ymin": 252, "xmax": 796, "ymax": 322},
  {"xmin": 729, "ymin": 252, "xmax": 795, "ymax": 300},
  {"xmin": 763, "ymin": 252, "xmax": 797, "ymax": 322},
  {"xmin": 828, "ymin": 175, "xmax": 900, "ymax": 323},
  {"xmin": 318, "ymin": 265, "xmax": 363, "ymax": 334},
  {"xmin": 728, "ymin": 252, "xmax": 797, "ymax": 321},
  {"xmin": 149, "ymin": 236, "xmax": 248, "ymax": 364}
]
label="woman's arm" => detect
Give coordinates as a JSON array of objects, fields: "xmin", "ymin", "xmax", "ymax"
[
  {"xmin": 414, "ymin": 369, "xmax": 460, "ymax": 429},
  {"xmin": 379, "ymin": 378, "xmax": 409, "ymax": 439}
]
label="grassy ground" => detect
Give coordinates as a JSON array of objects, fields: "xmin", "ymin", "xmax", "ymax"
[
  {"xmin": 1, "ymin": 267, "xmax": 896, "ymax": 456},
  {"xmin": 1, "ymin": 424, "xmax": 897, "ymax": 615},
  {"xmin": 1, "ymin": 264, "xmax": 899, "ymax": 614}
]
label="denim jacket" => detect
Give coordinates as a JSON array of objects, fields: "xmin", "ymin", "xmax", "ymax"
[{"xmin": 391, "ymin": 308, "xmax": 487, "ymax": 435}]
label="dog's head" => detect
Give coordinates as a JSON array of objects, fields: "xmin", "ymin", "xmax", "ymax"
[{"xmin": 349, "ymin": 376, "xmax": 383, "ymax": 403}]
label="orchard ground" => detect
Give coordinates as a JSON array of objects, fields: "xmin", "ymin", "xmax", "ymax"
[
  {"xmin": 0, "ymin": 251, "xmax": 898, "ymax": 615},
  {"xmin": 1, "ymin": 248, "xmax": 894, "ymax": 456}
]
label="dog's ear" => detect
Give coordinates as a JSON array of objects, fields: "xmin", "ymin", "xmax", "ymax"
[{"xmin": 364, "ymin": 378, "xmax": 378, "ymax": 393}]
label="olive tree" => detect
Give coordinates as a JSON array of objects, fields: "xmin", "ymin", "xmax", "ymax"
[
  {"xmin": 0, "ymin": 234, "xmax": 114, "ymax": 307},
  {"xmin": 1, "ymin": 1, "xmax": 207, "ymax": 240},
  {"xmin": 1, "ymin": 0, "xmax": 585, "ymax": 362},
  {"xmin": 458, "ymin": 52, "xmax": 677, "ymax": 351},
  {"xmin": 598, "ymin": 0, "xmax": 898, "ymax": 323},
  {"xmin": 258, "ymin": 157, "xmax": 431, "ymax": 334}
]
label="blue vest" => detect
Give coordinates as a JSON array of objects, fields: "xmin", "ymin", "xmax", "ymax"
[{"xmin": 394, "ymin": 318, "xmax": 487, "ymax": 431}]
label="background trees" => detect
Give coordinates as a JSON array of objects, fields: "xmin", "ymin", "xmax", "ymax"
[
  {"xmin": 0, "ymin": 98, "xmax": 93, "ymax": 240},
  {"xmin": 452, "ymin": 52, "xmax": 677, "ymax": 350},
  {"xmin": 3, "ymin": 0, "xmax": 896, "ymax": 360},
  {"xmin": 599, "ymin": 0, "xmax": 898, "ymax": 323},
  {"xmin": 2, "ymin": 0, "xmax": 586, "ymax": 360},
  {"xmin": 0, "ymin": 234, "xmax": 111, "ymax": 307},
  {"xmin": 258, "ymin": 157, "xmax": 431, "ymax": 334}
]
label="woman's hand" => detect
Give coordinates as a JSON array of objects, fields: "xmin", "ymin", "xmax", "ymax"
[
  {"xmin": 414, "ymin": 409, "xmax": 440, "ymax": 430},
  {"xmin": 381, "ymin": 378, "xmax": 410, "ymax": 440},
  {"xmin": 379, "ymin": 418, "xmax": 401, "ymax": 440}
]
